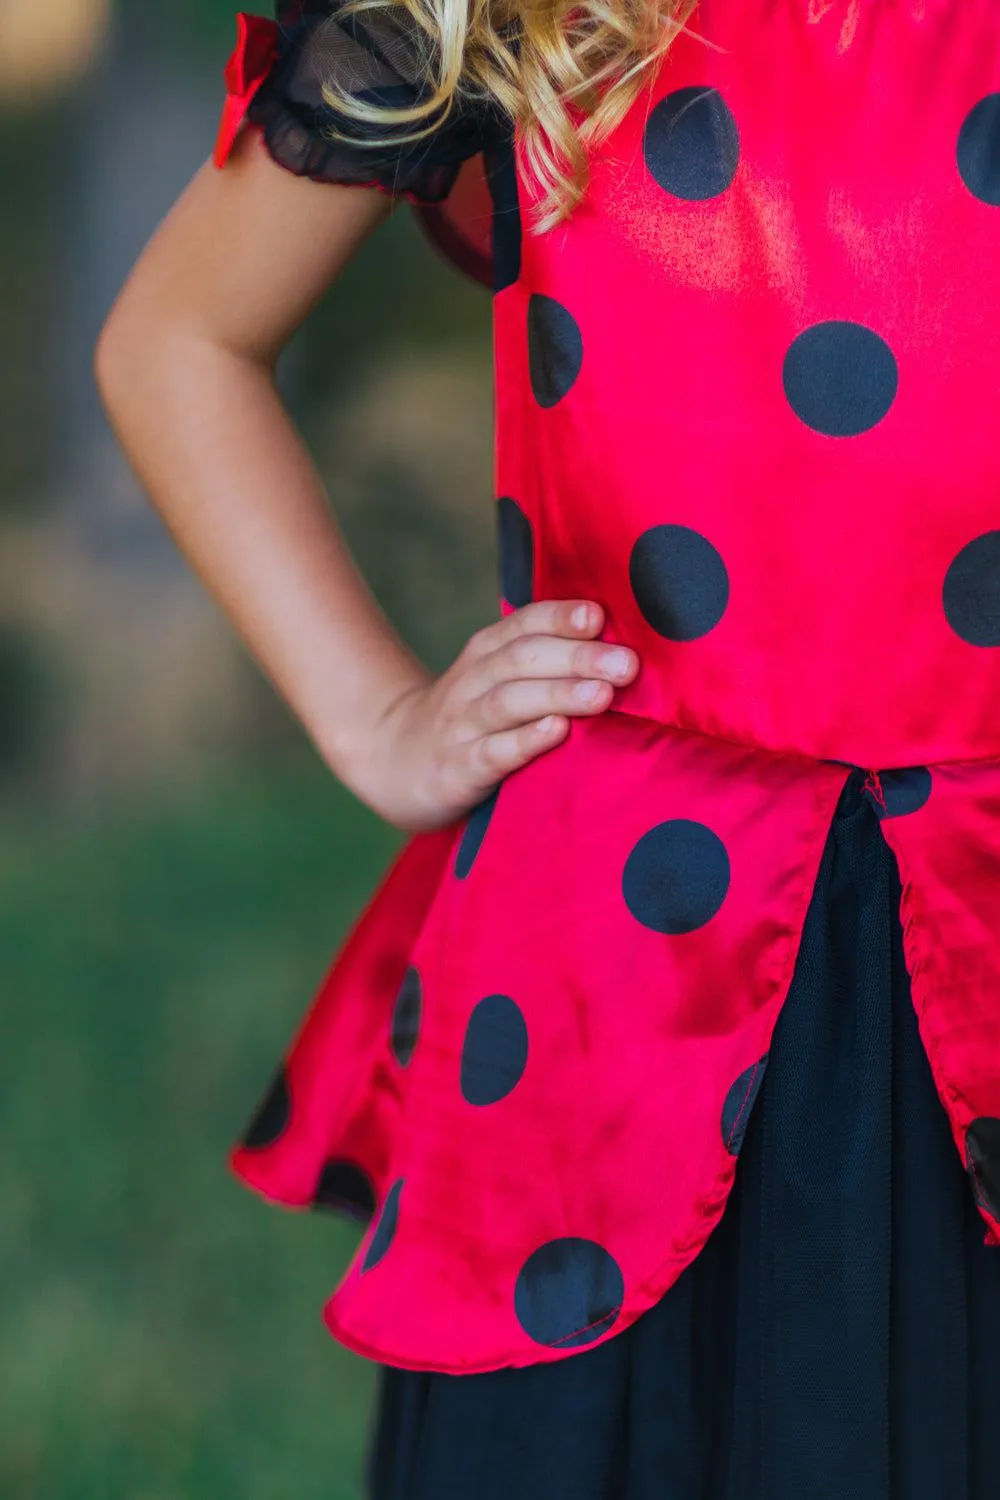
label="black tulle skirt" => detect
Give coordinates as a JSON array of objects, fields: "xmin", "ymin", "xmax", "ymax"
[{"xmin": 366, "ymin": 767, "xmax": 1000, "ymax": 1500}]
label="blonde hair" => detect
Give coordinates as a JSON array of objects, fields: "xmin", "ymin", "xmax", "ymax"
[{"xmin": 322, "ymin": 0, "xmax": 698, "ymax": 232}]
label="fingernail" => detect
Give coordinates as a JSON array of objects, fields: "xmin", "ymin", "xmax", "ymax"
[
  {"xmin": 537, "ymin": 716, "xmax": 556, "ymax": 732},
  {"xmin": 604, "ymin": 649, "xmax": 633, "ymax": 678},
  {"xmin": 575, "ymin": 680, "xmax": 602, "ymax": 704},
  {"xmin": 572, "ymin": 605, "xmax": 591, "ymax": 630}
]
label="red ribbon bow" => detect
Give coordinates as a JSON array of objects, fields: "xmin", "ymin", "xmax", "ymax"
[{"xmin": 213, "ymin": 12, "xmax": 280, "ymax": 169}]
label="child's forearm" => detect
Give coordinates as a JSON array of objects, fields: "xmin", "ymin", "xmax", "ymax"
[
  {"xmin": 93, "ymin": 149, "xmax": 637, "ymax": 834},
  {"xmin": 95, "ymin": 322, "xmax": 429, "ymax": 790}
]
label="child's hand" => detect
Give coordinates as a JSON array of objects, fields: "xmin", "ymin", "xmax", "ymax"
[{"xmin": 358, "ymin": 601, "xmax": 639, "ymax": 832}]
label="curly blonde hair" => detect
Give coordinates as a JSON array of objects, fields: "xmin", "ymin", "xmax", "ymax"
[{"xmin": 321, "ymin": 0, "xmax": 699, "ymax": 232}]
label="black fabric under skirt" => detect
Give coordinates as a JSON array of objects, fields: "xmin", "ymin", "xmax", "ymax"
[{"xmin": 366, "ymin": 767, "xmax": 1000, "ymax": 1500}]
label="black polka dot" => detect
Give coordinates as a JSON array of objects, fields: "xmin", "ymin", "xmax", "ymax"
[
  {"xmin": 783, "ymin": 321, "xmax": 898, "ymax": 437},
  {"xmin": 867, "ymin": 766, "xmax": 932, "ymax": 820},
  {"xmin": 943, "ymin": 531, "xmax": 1000, "ymax": 645},
  {"xmin": 643, "ymin": 85, "xmax": 740, "ymax": 201},
  {"xmin": 390, "ymin": 967, "xmax": 422, "ymax": 1067},
  {"xmin": 241, "ymin": 1065, "xmax": 291, "ymax": 1150},
  {"xmin": 623, "ymin": 819, "xmax": 730, "ymax": 934},
  {"xmin": 966, "ymin": 1117, "xmax": 1000, "ymax": 1220},
  {"xmin": 721, "ymin": 1055, "xmax": 768, "ymax": 1155},
  {"xmin": 487, "ymin": 133, "xmax": 522, "ymax": 291},
  {"xmin": 314, "ymin": 1159, "xmax": 377, "ymax": 1222},
  {"xmin": 455, "ymin": 786, "xmax": 499, "ymax": 880},
  {"xmin": 460, "ymin": 994, "xmax": 529, "ymax": 1105},
  {"xmin": 629, "ymin": 524, "xmax": 729, "ymax": 641},
  {"xmin": 958, "ymin": 94, "xmax": 1000, "ymax": 205},
  {"xmin": 497, "ymin": 496, "xmax": 534, "ymax": 608},
  {"xmin": 528, "ymin": 294, "xmax": 583, "ymax": 408},
  {"xmin": 362, "ymin": 1177, "xmax": 403, "ymax": 1271},
  {"xmin": 514, "ymin": 1237, "xmax": 624, "ymax": 1348}
]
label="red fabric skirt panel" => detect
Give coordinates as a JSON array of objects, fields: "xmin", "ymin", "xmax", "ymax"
[{"xmin": 232, "ymin": 714, "xmax": 853, "ymax": 1372}]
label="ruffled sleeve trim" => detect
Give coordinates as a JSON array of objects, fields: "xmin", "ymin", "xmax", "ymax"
[{"xmin": 214, "ymin": 5, "xmax": 495, "ymax": 208}]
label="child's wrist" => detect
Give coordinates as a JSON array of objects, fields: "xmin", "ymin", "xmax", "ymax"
[{"xmin": 314, "ymin": 666, "xmax": 431, "ymax": 803}]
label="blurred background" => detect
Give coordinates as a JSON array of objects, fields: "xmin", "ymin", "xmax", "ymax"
[{"xmin": 0, "ymin": 2, "xmax": 496, "ymax": 1494}]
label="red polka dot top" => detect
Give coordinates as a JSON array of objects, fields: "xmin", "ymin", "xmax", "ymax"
[{"xmin": 215, "ymin": 0, "xmax": 1000, "ymax": 1374}]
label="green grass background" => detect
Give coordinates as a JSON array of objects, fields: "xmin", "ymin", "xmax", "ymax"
[{"xmin": 0, "ymin": 761, "xmax": 405, "ymax": 1500}]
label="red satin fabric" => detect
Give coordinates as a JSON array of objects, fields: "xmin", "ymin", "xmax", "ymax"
[
  {"xmin": 213, "ymin": 13, "xmax": 280, "ymax": 169},
  {"xmin": 228, "ymin": 0, "xmax": 1000, "ymax": 1374},
  {"xmin": 412, "ymin": 155, "xmax": 493, "ymax": 288}
]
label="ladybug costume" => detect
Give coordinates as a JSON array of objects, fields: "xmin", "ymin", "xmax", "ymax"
[{"xmin": 214, "ymin": 3, "xmax": 1000, "ymax": 1495}]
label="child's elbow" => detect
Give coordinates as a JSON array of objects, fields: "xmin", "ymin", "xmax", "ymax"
[
  {"xmin": 93, "ymin": 293, "xmax": 139, "ymax": 422},
  {"xmin": 92, "ymin": 316, "xmax": 116, "ymax": 414},
  {"xmin": 94, "ymin": 280, "xmax": 180, "ymax": 431}
]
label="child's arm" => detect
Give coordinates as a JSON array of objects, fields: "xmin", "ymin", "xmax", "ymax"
[{"xmin": 95, "ymin": 132, "xmax": 638, "ymax": 831}]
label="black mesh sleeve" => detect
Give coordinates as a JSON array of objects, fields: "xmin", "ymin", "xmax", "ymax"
[{"xmin": 246, "ymin": 0, "xmax": 495, "ymax": 203}]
